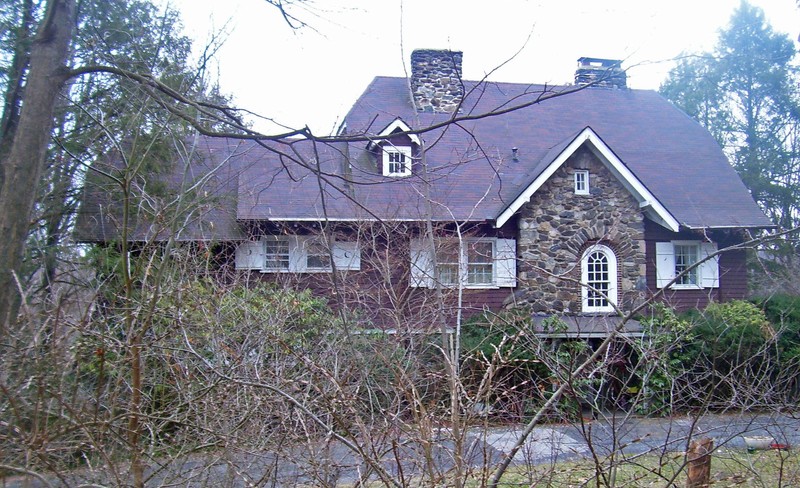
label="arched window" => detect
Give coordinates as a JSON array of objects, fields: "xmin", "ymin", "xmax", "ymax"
[{"xmin": 581, "ymin": 244, "xmax": 618, "ymax": 313}]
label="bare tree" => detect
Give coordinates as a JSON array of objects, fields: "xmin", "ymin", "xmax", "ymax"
[{"xmin": 2, "ymin": 3, "xmax": 799, "ymax": 488}]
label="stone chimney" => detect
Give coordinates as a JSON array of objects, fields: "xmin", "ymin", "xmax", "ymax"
[
  {"xmin": 410, "ymin": 49, "xmax": 464, "ymax": 113},
  {"xmin": 575, "ymin": 57, "xmax": 627, "ymax": 89}
]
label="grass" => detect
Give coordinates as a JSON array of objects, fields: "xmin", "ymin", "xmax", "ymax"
[{"xmin": 461, "ymin": 446, "xmax": 800, "ymax": 487}]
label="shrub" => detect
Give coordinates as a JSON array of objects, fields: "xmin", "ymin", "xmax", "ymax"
[
  {"xmin": 460, "ymin": 310, "xmax": 555, "ymax": 420},
  {"xmin": 696, "ymin": 300, "xmax": 774, "ymax": 368},
  {"xmin": 755, "ymin": 294, "xmax": 800, "ymax": 361},
  {"xmin": 753, "ymin": 294, "xmax": 800, "ymax": 399},
  {"xmin": 688, "ymin": 300, "xmax": 789, "ymax": 407},
  {"xmin": 633, "ymin": 305, "xmax": 694, "ymax": 415}
]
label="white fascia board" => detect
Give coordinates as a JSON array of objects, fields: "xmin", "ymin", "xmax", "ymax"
[
  {"xmin": 239, "ymin": 217, "xmax": 486, "ymax": 222},
  {"xmin": 683, "ymin": 223, "xmax": 777, "ymax": 230},
  {"xmin": 495, "ymin": 129, "xmax": 591, "ymax": 227},
  {"xmin": 367, "ymin": 118, "xmax": 421, "ymax": 150},
  {"xmin": 584, "ymin": 131, "xmax": 680, "ymax": 232},
  {"xmin": 533, "ymin": 331, "xmax": 646, "ymax": 339},
  {"xmin": 494, "ymin": 127, "xmax": 680, "ymax": 232}
]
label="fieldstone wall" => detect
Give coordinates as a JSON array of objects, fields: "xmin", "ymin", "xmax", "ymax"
[
  {"xmin": 575, "ymin": 57, "xmax": 627, "ymax": 89},
  {"xmin": 410, "ymin": 49, "xmax": 464, "ymax": 113},
  {"xmin": 515, "ymin": 145, "xmax": 646, "ymax": 313}
]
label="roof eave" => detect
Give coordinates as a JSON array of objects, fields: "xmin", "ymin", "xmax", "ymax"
[
  {"xmin": 236, "ymin": 216, "xmax": 489, "ymax": 223},
  {"xmin": 681, "ymin": 223, "xmax": 778, "ymax": 231},
  {"xmin": 365, "ymin": 118, "xmax": 421, "ymax": 151},
  {"xmin": 494, "ymin": 127, "xmax": 680, "ymax": 232}
]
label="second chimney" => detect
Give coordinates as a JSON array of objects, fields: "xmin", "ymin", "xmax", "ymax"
[
  {"xmin": 410, "ymin": 49, "xmax": 464, "ymax": 113},
  {"xmin": 575, "ymin": 57, "xmax": 627, "ymax": 89}
]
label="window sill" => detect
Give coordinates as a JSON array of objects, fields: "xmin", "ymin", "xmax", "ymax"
[
  {"xmin": 669, "ymin": 284, "xmax": 703, "ymax": 290},
  {"xmin": 416, "ymin": 284, "xmax": 502, "ymax": 290},
  {"xmin": 261, "ymin": 269, "xmax": 333, "ymax": 274},
  {"xmin": 583, "ymin": 307, "xmax": 616, "ymax": 314}
]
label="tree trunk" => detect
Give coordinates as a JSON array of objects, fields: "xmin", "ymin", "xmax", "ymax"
[
  {"xmin": 0, "ymin": 0, "xmax": 35, "ymax": 165},
  {"xmin": 686, "ymin": 437, "xmax": 713, "ymax": 488},
  {"xmin": 0, "ymin": 0, "xmax": 75, "ymax": 331}
]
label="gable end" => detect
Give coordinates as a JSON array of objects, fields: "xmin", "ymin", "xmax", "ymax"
[{"xmin": 494, "ymin": 127, "xmax": 680, "ymax": 232}]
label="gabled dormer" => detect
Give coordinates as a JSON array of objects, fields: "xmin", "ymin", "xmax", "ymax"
[{"xmin": 368, "ymin": 118, "xmax": 420, "ymax": 178}]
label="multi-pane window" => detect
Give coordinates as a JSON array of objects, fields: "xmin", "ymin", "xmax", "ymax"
[
  {"xmin": 410, "ymin": 237, "xmax": 516, "ymax": 289},
  {"xmin": 236, "ymin": 237, "xmax": 360, "ymax": 272},
  {"xmin": 574, "ymin": 170, "xmax": 589, "ymax": 195},
  {"xmin": 585, "ymin": 250, "xmax": 610, "ymax": 308},
  {"xmin": 436, "ymin": 243, "xmax": 460, "ymax": 285},
  {"xmin": 581, "ymin": 244, "xmax": 617, "ymax": 312},
  {"xmin": 305, "ymin": 241, "xmax": 331, "ymax": 270},
  {"xmin": 434, "ymin": 240, "xmax": 494, "ymax": 286},
  {"xmin": 674, "ymin": 244, "xmax": 699, "ymax": 286},
  {"xmin": 383, "ymin": 147, "xmax": 412, "ymax": 177},
  {"xmin": 388, "ymin": 151, "xmax": 407, "ymax": 175},
  {"xmin": 467, "ymin": 241, "xmax": 494, "ymax": 285},
  {"xmin": 655, "ymin": 241, "xmax": 718, "ymax": 289},
  {"xmin": 264, "ymin": 239, "xmax": 290, "ymax": 271}
]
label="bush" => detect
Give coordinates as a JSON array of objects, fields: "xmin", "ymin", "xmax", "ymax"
[
  {"xmin": 695, "ymin": 300, "xmax": 774, "ymax": 370},
  {"xmin": 634, "ymin": 305, "xmax": 694, "ymax": 415},
  {"xmin": 753, "ymin": 294, "xmax": 800, "ymax": 399},
  {"xmin": 686, "ymin": 300, "xmax": 793, "ymax": 408},
  {"xmin": 636, "ymin": 300, "xmax": 799, "ymax": 411},
  {"xmin": 755, "ymin": 294, "xmax": 800, "ymax": 362},
  {"xmin": 460, "ymin": 310, "xmax": 555, "ymax": 421}
]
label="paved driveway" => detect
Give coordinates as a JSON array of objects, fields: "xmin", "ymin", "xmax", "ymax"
[
  {"xmin": 472, "ymin": 412, "xmax": 800, "ymax": 465},
  {"xmin": 3, "ymin": 412, "xmax": 798, "ymax": 486}
]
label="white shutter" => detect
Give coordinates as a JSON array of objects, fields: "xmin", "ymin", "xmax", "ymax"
[
  {"xmin": 655, "ymin": 242, "xmax": 675, "ymax": 288},
  {"xmin": 494, "ymin": 238, "xmax": 517, "ymax": 287},
  {"xmin": 409, "ymin": 238, "xmax": 432, "ymax": 288},
  {"xmin": 333, "ymin": 241, "xmax": 361, "ymax": 270},
  {"xmin": 700, "ymin": 242, "xmax": 720, "ymax": 288},
  {"xmin": 235, "ymin": 241, "xmax": 264, "ymax": 269},
  {"xmin": 288, "ymin": 236, "xmax": 304, "ymax": 272}
]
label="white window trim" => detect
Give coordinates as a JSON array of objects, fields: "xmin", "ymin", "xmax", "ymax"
[
  {"xmin": 234, "ymin": 237, "xmax": 361, "ymax": 273},
  {"xmin": 382, "ymin": 146, "xmax": 412, "ymax": 177},
  {"xmin": 655, "ymin": 240, "xmax": 719, "ymax": 289},
  {"xmin": 574, "ymin": 170, "xmax": 590, "ymax": 195},
  {"xmin": 581, "ymin": 244, "xmax": 618, "ymax": 313},
  {"xmin": 435, "ymin": 239, "xmax": 495, "ymax": 289},
  {"xmin": 495, "ymin": 127, "xmax": 680, "ymax": 232},
  {"xmin": 302, "ymin": 239, "xmax": 333, "ymax": 272},
  {"xmin": 671, "ymin": 241, "xmax": 701, "ymax": 289},
  {"xmin": 264, "ymin": 236, "xmax": 294, "ymax": 272},
  {"xmin": 409, "ymin": 237, "xmax": 516, "ymax": 289},
  {"xmin": 367, "ymin": 118, "xmax": 421, "ymax": 149}
]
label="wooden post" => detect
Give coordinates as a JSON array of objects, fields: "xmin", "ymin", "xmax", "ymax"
[{"xmin": 686, "ymin": 437, "xmax": 714, "ymax": 488}]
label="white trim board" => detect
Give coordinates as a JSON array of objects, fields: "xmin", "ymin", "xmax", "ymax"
[
  {"xmin": 494, "ymin": 127, "xmax": 680, "ymax": 232},
  {"xmin": 366, "ymin": 118, "xmax": 421, "ymax": 150}
]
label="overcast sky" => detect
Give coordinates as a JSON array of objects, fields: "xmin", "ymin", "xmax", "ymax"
[{"xmin": 170, "ymin": 0, "xmax": 800, "ymax": 135}]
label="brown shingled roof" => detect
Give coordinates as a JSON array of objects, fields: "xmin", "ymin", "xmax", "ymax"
[{"xmin": 76, "ymin": 76, "xmax": 772, "ymax": 242}]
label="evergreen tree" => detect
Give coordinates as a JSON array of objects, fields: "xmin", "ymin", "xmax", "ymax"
[
  {"xmin": 661, "ymin": 1, "xmax": 800, "ymax": 229},
  {"xmin": 0, "ymin": 0, "xmax": 231, "ymax": 305}
]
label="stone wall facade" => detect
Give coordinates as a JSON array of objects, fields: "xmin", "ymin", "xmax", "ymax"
[
  {"xmin": 515, "ymin": 145, "xmax": 646, "ymax": 313},
  {"xmin": 410, "ymin": 49, "xmax": 464, "ymax": 113},
  {"xmin": 574, "ymin": 57, "xmax": 627, "ymax": 89}
]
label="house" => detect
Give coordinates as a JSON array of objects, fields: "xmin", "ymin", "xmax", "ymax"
[{"xmin": 76, "ymin": 50, "xmax": 773, "ymax": 335}]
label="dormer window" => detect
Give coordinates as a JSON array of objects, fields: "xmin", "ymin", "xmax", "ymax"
[
  {"xmin": 368, "ymin": 118, "xmax": 420, "ymax": 178},
  {"xmin": 383, "ymin": 147, "xmax": 412, "ymax": 177}
]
